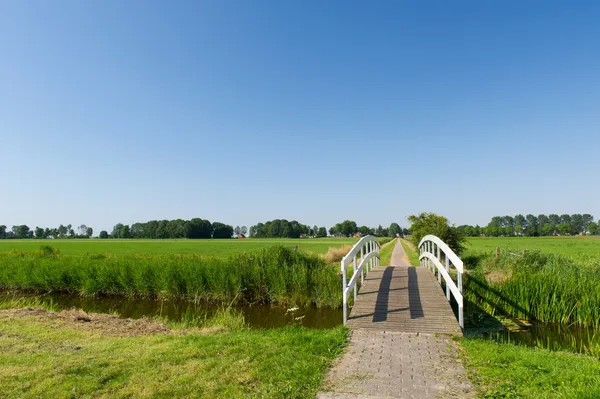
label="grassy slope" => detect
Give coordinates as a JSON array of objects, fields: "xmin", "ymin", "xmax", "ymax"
[
  {"xmin": 462, "ymin": 338, "xmax": 600, "ymax": 399},
  {"xmin": 0, "ymin": 238, "xmax": 357, "ymax": 257},
  {"xmin": 400, "ymin": 238, "xmax": 419, "ymax": 266},
  {"xmin": 379, "ymin": 239, "xmax": 397, "ymax": 266},
  {"xmin": 464, "ymin": 236, "xmax": 600, "ymax": 261},
  {"xmin": 0, "ymin": 313, "xmax": 347, "ymax": 399}
]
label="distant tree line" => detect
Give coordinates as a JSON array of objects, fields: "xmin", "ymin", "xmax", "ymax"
[
  {"xmin": 110, "ymin": 219, "xmax": 236, "ymax": 239},
  {"xmin": 0, "ymin": 224, "xmax": 93, "ymax": 239},
  {"xmin": 457, "ymin": 214, "xmax": 599, "ymax": 237},
  {"xmin": 1, "ymin": 218, "xmax": 412, "ymax": 240},
  {"xmin": 327, "ymin": 221, "xmax": 409, "ymax": 238},
  {"xmin": 249, "ymin": 220, "xmax": 322, "ymax": 238}
]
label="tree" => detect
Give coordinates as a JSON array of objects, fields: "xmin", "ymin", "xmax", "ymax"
[
  {"xmin": 557, "ymin": 223, "xmax": 570, "ymax": 235},
  {"xmin": 317, "ymin": 227, "xmax": 327, "ymax": 237},
  {"xmin": 99, "ymin": 230, "xmax": 108, "ymax": 239},
  {"xmin": 212, "ymin": 222, "xmax": 233, "ymax": 239},
  {"xmin": 234, "ymin": 226, "xmax": 241, "ymax": 236},
  {"xmin": 407, "ymin": 212, "xmax": 465, "ymax": 255},
  {"xmin": 241, "ymin": 226, "xmax": 248, "ymax": 236},
  {"xmin": 583, "ymin": 214, "xmax": 594, "ymax": 232},
  {"xmin": 112, "ymin": 223, "xmax": 124, "ymax": 238},
  {"xmin": 524, "ymin": 214, "xmax": 538, "ymax": 237},
  {"xmin": 12, "ymin": 225, "xmax": 33, "ymax": 239},
  {"xmin": 86, "ymin": 227, "xmax": 93, "ymax": 237},
  {"xmin": 78, "ymin": 225, "xmax": 88, "ymax": 236},
  {"xmin": 0, "ymin": 225, "xmax": 6, "ymax": 239},
  {"xmin": 359, "ymin": 225, "xmax": 371, "ymax": 236},
  {"xmin": 57, "ymin": 224, "xmax": 68, "ymax": 238},
  {"xmin": 570, "ymin": 214, "xmax": 583, "ymax": 235},
  {"xmin": 588, "ymin": 222, "xmax": 599, "ymax": 236},
  {"xmin": 514, "ymin": 215, "xmax": 526, "ymax": 236},
  {"xmin": 537, "ymin": 215, "xmax": 549, "ymax": 236},
  {"xmin": 389, "ymin": 223, "xmax": 401, "ymax": 237},
  {"xmin": 35, "ymin": 227, "xmax": 45, "ymax": 239}
]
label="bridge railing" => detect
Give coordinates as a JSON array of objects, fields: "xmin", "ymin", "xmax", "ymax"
[
  {"xmin": 341, "ymin": 235, "xmax": 380, "ymax": 324},
  {"xmin": 418, "ymin": 235, "xmax": 464, "ymax": 328}
]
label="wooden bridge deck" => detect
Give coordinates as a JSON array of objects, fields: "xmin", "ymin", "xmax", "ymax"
[{"xmin": 347, "ymin": 263, "xmax": 462, "ymax": 335}]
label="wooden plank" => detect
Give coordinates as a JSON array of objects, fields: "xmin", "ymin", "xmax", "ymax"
[{"xmin": 347, "ymin": 265, "xmax": 462, "ymax": 336}]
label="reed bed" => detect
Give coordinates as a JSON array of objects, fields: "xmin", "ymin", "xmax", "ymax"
[
  {"xmin": 0, "ymin": 246, "xmax": 342, "ymax": 307},
  {"xmin": 465, "ymin": 251, "xmax": 600, "ymax": 328}
]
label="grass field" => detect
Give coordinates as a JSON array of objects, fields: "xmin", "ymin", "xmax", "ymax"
[
  {"xmin": 0, "ymin": 308, "xmax": 347, "ymax": 399},
  {"xmin": 462, "ymin": 337, "xmax": 600, "ymax": 398},
  {"xmin": 464, "ymin": 236, "xmax": 600, "ymax": 261},
  {"xmin": 0, "ymin": 238, "xmax": 358, "ymax": 257}
]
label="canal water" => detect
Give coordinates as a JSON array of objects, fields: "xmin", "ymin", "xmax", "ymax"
[
  {"xmin": 0, "ymin": 292, "xmax": 343, "ymax": 329},
  {"xmin": 483, "ymin": 321, "xmax": 599, "ymax": 356}
]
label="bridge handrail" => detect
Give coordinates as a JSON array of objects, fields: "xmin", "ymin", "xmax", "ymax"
[
  {"xmin": 418, "ymin": 235, "xmax": 463, "ymax": 273},
  {"xmin": 418, "ymin": 235, "xmax": 464, "ymax": 329},
  {"xmin": 341, "ymin": 235, "xmax": 380, "ymax": 324}
]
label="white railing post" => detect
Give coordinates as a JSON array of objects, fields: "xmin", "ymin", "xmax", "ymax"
[
  {"xmin": 360, "ymin": 246, "xmax": 365, "ymax": 284},
  {"xmin": 353, "ymin": 254, "xmax": 358, "ymax": 302},
  {"xmin": 445, "ymin": 254, "xmax": 450, "ymax": 301},
  {"xmin": 342, "ymin": 262, "xmax": 348, "ymax": 324},
  {"xmin": 437, "ymin": 243, "xmax": 441, "ymax": 284}
]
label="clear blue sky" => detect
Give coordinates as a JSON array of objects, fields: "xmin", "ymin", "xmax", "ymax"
[{"xmin": 2, "ymin": 1, "xmax": 599, "ymax": 233}]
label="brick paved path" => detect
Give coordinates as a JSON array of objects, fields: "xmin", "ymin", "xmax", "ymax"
[{"xmin": 318, "ymin": 329, "xmax": 475, "ymax": 399}]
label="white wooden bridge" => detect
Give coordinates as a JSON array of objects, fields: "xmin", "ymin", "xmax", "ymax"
[{"xmin": 318, "ymin": 236, "xmax": 474, "ymax": 399}]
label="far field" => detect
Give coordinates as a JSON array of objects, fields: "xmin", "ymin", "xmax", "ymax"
[
  {"xmin": 0, "ymin": 238, "xmax": 358, "ymax": 257},
  {"xmin": 463, "ymin": 236, "xmax": 600, "ymax": 260}
]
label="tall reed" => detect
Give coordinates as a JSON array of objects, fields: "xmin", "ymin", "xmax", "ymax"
[
  {"xmin": 465, "ymin": 251, "xmax": 600, "ymax": 328},
  {"xmin": 0, "ymin": 246, "xmax": 342, "ymax": 307}
]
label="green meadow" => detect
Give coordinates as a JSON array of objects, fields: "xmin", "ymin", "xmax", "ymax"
[
  {"xmin": 0, "ymin": 237, "xmax": 357, "ymax": 257},
  {"xmin": 464, "ymin": 236, "xmax": 600, "ymax": 261}
]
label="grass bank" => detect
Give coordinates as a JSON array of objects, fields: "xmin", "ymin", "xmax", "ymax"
[
  {"xmin": 0, "ymin": 309, "xmax": 347, "ymax": 398},
  {"xmin": 462, "ymin": 338, "xmax": 600, "ymax": 398},
  {"xmin": 379, "ymin": 238, "xmax": 397, "ymax": 266},
  {"xmin": 400, "ymin": 238, "xmax": 419, "ymax": 265},
  {"xmin": 0, "ymin": 246, "xmax": 342, "ymax": 307}
]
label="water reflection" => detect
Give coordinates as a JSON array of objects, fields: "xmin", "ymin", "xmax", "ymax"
[{"xmin": 0, "ymin": 292, "xmax": 343, "ymax": 329}]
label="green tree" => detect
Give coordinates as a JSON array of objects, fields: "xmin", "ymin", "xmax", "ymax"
[
  {"xmin": 570, "ymin": 214, "xmax": 583, "ymax": 235},
  {"xmin": 86, "ymin": 227, "xmax": 93, "ymax": 237},
  {"xmin": 588, "ymin": 222, "xmax": 599, "ymax": 235},
  {"xmin": 583, "ymin": 214, "xmax": 594, "ymax": 232},
  {"xmin": 111, "ymin": 223, "xmax": 124, "ymax": 238},
  {"xmin": 317, "ymin": 227, "xmax": 327, "ymax": 237},
  {"xmin": 389, "ymin": 223, "xmax": 401, "ymax": 237},
  {"xmin": 241, "ymin": 226, "xmax": 248, "ymax": 236},
  {"xmin": 34, "ymin": 227, "xmax": 45, "ymax": 239},
  {"xmin": 212, "ymin": 222, "xmax": 233, "ymax": 239},
  {"xmin": 407, "ymin": 212, "xmax": 465, "ymax": 255},
  {"xmin": 359, "ymin": 225, "xmax": 371, "ymax": 236},
  {"xmin": 524, "ymin": 214, "xmax": 538, "ymax": 237},
  {"xmin": 0, "ymin": 225, "xmax": 7, "ymax": 239},
  {"xmin": 12, "ymin": 225, "xmax": 33, "ymax": 239},
  {"xmin": 514, "ymin": 214, "xmax": 526, "ymax": 236},
  {"xmin": 99, "ymin": 230, "xmax": 108, "ymax": 239}
]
